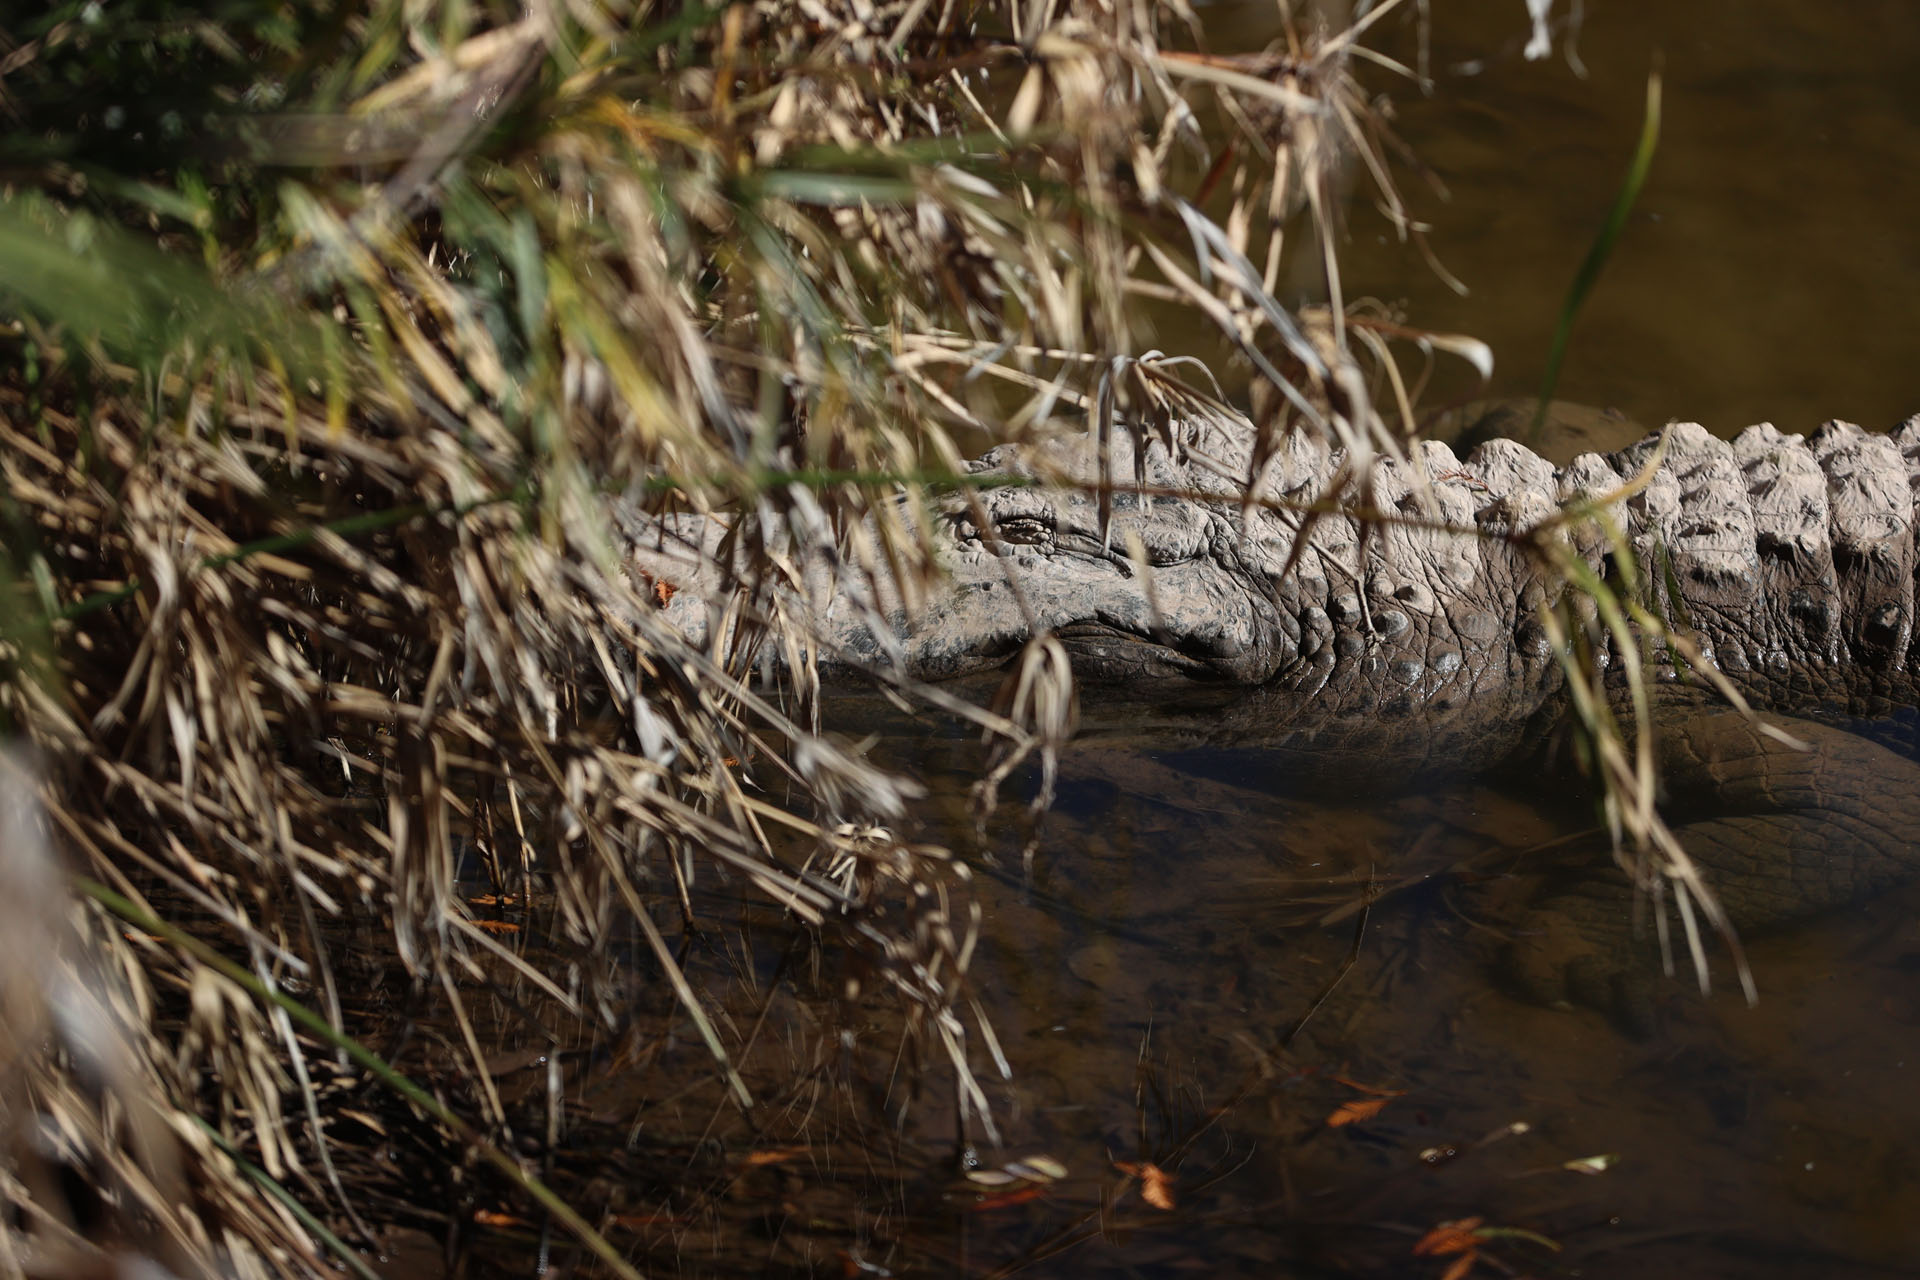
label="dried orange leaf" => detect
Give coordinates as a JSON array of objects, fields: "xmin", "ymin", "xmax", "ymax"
[
  {"xmin": 1439, "ymin": 1250, "xmax": 1480, "ymax": 1280},
  {"xmin": 1413, "ymin": 1218, "xmax": 1485, "ymax": 1257},
  {"xmin": 473, "ymin": 1209, "xmax": 529, "ymax": 1228},
  {"xmin": 1113, "ymin": 1160, "xmax": 1175, "ymax": 1210},
  {"xmin": 1326, "ymin": 1096, "xmax": 1394, "ymax": 1127},
  {"xmin": 743, "ymin": 1147, "xmax": 806, "ymax": 1167},
  {"xmin": 472, "ymin": 919, "xmax": 521, "ymax": 934}
]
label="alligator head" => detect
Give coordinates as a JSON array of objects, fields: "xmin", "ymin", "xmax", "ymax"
[
  {"xmin": 846, "ymin": 410, "xmax": 1562, "ymax": 725},
  {"xmin": 891, "ymin": 419, "xmax": 1305, "ymax": 684}
]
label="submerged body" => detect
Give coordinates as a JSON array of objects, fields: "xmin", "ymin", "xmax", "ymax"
[{"xmin": 630, "ymin": 405, "xmax": 1920, "ymax": 1018}]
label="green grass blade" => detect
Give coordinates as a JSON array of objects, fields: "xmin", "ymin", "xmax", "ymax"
[
  {"xmin": 183, "ymin": 1116, "xmax": 383, "ymax": 1280},
  {"xmin": 1532, "ymin": 70, "xmax": 1663, "ymax": 440}
]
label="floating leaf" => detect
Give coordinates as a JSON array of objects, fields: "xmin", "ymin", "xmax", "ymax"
[
  {"xmin": 743, "ymin": 1147, "xmax": 807, "ymax": 1167},
  {"xmin": 1413, "ymin": 1218, "xmax": 1484, "ymax": 1257},
  {"xmin": 1005, "ymin": 1157, "xmax": 1067, "ymax": 1183},
  {"xmin": 1113, "ymin": 1160, "xmax": 1175, "ymax": 1210},
  {"xmin": 1562, "ymin": 1153, "xmax": 1618, "ymax": 1176},
  {"xmin": 1327, "ymin": 1096, "xmax": 1395, "ymax": 1127}
]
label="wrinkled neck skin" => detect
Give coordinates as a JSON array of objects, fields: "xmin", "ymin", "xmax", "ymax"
[{"xmin": 632, "ymin": 411, "xmax": 1920, "ymax": 762}]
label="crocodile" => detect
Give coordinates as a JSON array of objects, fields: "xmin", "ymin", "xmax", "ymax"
[
  {"xmin": 631, "ymin": 405, "xmax": 1920, "ymax": 1017},
  {"xmin": 640, "ymin": 407, "xmax": 1920, "ymax": 730}
]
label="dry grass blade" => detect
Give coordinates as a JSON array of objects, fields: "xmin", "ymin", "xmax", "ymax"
[
  {"xmin": 1528, "ymin": 452, "xmax": 1759, "ymax": 1005},
  {"xmin": 0, "ymin": 0, "xmax": 1721, "ymax": 1272}
]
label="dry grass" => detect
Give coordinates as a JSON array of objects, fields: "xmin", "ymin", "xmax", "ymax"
[{"xmin": 0, "ymin": 0, "xmax": 1720, "ymax": 1274}]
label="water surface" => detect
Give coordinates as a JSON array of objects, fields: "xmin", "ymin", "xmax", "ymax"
[
  {"xmin": 1211, "ymin": 0, "xmax": 1920, "ymax": 434},
  {"xmin": 842, "ymin": 3, "xmax": 1920, "ymax": 1273},
  {"xmin": 408, "ymin": 5, "xmax": 1920, "ymax": 1274}
]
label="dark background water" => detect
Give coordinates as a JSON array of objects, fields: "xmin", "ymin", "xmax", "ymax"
[
  {"xmin": 886, "ymin": 3, "xmax": 1920, "ymax": 1275},
  {"xmin": 1210, "ymin": 0, "xmax": 1920, "ymax": 435},
  {"xmin": 438, "ymin": 5, "xmax": 1920, "ymax": 1276}
]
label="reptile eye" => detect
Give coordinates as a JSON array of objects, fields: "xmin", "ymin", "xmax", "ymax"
[{"xmin": 993, "ymin": 515, "xmax": 1052, "ymax": 546}]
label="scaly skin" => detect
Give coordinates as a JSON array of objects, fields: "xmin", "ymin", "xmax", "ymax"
[
  {"xmin": 952, "ymin": 415, "xmax": 1920, "ymax": 717},
  {"xmin": 631, "ymin": 410, "xmax": 1920, "ymax": 1018},
  {"xmin": 1491, "ymin": 708, "xmax": 1920, "ymax": 1026},
  {"xmin": 643, "ymin": 411, "xmax": 1920, "ymax": 725}
]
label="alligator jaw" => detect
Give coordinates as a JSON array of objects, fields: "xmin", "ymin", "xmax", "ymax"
[{"xmin": 1050, "ymin": 622, "xmax": 1220, "ymax": 682}]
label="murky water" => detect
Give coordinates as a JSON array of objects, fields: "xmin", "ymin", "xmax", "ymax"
[
  {"xmin": 823, "ymin": 4, "xmax": 1920, "ymax": 1275},
  {"xmin": 1205, "ymin": 0, "xmax": 1920, "ymax": 436},
  {"xmin": 397, "ymin": 4, "xmax": 1920, "ymax": 1275},
  {"xmin": 785, "ymin": 686, "xmax": 1914, "ymax": 1279}
]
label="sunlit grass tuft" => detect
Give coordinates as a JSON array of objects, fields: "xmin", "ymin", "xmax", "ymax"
[{"xmin": 0, "ymin": 1, "xmax": 1719, "ymax": 1273}]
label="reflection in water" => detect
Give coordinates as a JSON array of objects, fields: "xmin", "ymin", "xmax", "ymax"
[{"xmin": 859, "ymin": 693, "xmax": 1920, "ymax": 1278}]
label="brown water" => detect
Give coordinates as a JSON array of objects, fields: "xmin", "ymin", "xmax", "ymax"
[
  {"xmin": 826, "ymin": 3, "xmax": 1920, "ymax": 1274},
  {"xmin": 812, "ymin": 701, "xmax": 1920, "ymax": 1280},
  {"xmin": 397, "ymin": 4, "xmax": 1920, "ymax": 1275},
  {"xmin": 1214, "ymin": 0, "xmax": 1920, "ymax": 436}
]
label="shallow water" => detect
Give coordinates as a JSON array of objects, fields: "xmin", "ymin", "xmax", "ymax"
[
  {"xmin": 855, "ymin": 709, "xmax": 1920, "ymax": 1278},
  {"xmin": 398, "ymin": 4, "xmax": 1920, "ymax": 1275},
  {"xmin": 819, "ymin": 3, "xmax": 1920, "ymax": 1274}
]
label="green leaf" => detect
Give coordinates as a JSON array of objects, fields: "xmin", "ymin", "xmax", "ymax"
[{"xmin": 1534, "ymin": 70, "xmax": 1662, "ymax": 440}]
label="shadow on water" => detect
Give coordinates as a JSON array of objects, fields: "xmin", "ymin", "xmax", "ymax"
[{"xmin": 822, "ymin": 685, "xmax": 1920, "ymax": 1279}]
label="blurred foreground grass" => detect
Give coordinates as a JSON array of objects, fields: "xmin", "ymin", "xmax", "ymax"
[{"xmin": 0, "ymin": 1, "xmax": 1610, "ymax": 1274}]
